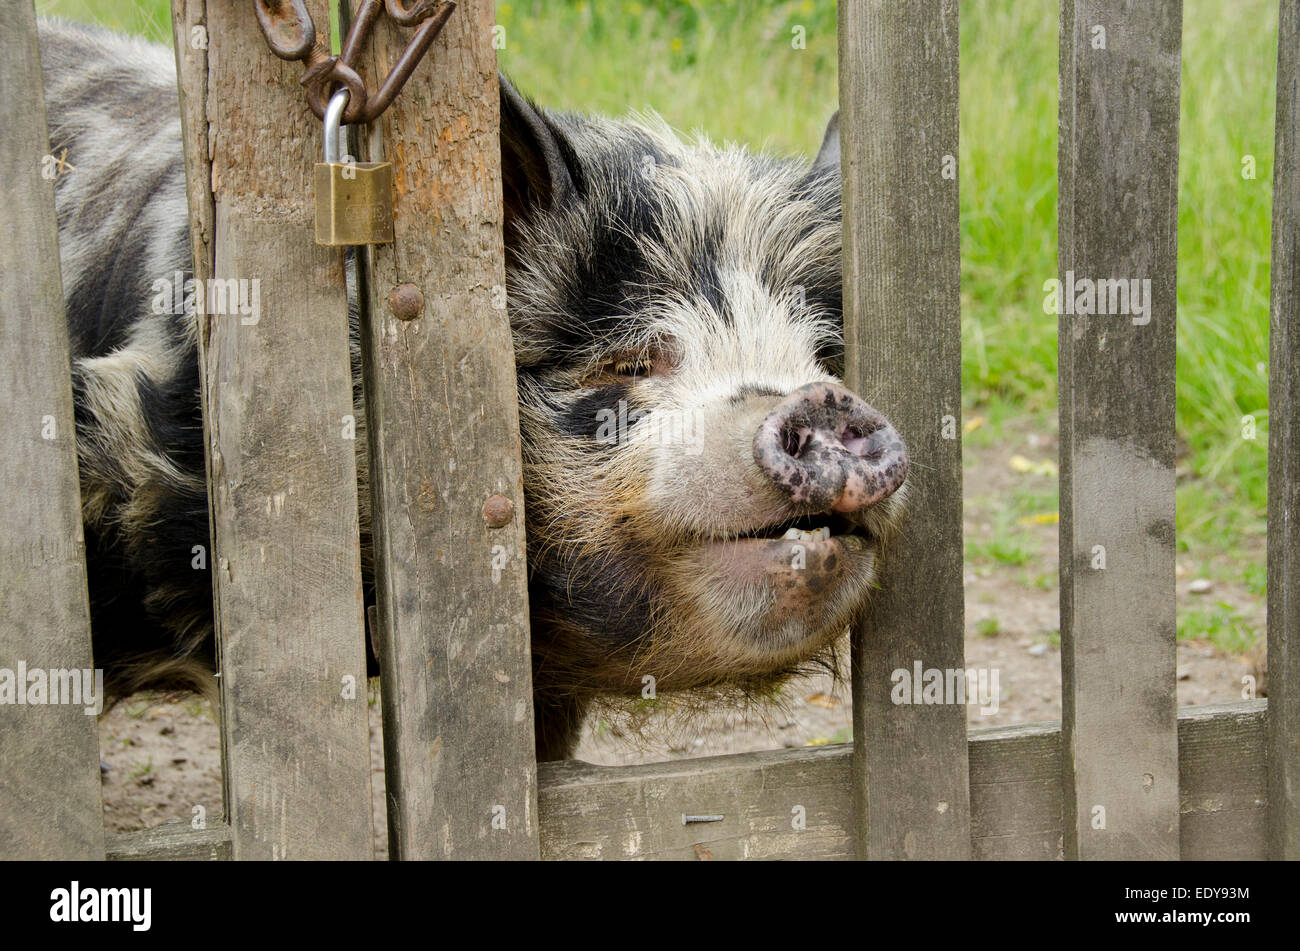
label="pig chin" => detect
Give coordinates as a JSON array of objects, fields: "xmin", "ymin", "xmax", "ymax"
[{"xmin": 667, "ymin": 526, "xmax": 883, "ymax": 666}]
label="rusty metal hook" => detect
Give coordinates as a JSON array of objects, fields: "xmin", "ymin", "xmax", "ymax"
[
  {"xmin": 385, "ymin": 0, "xmax": 445, "ymax": 27},
  {"xmin": 253, "ymin": 0, "xmax": 317, "ymax": 61},
  {"xmin": 287, "ymin": 0, "xmax": 456, "ymax": 124}
]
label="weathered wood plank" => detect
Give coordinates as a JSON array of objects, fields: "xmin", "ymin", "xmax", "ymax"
[
  {"xmin": 538, "ymin": 745, "xmax": 854, "ymax": 861},
  {"xmin": 0, "ymin": 0, "xmax": 106, "ymax": 861},
  {"xmin": 105, "ymin": 704, "xmax": 1271, "ymax": 861},
  {"xmin": 1178, "ymin": 702, "xmax": 1268, "ymax": 860},
  {"xmin": 536, "ymin": 703, "xmax": 1264, "ymax": 860},
  {"xmin": 347, "ymin": 0, "xmax": 539, "ymax": 859},
  {"xmin": 969, "ymin": 722, "xmax": 1063, "ymax": 861},
  {"xmin": 169, "ymin": 1, "xmax": 214, "ymax": 311},
  {"xmin": 172, "ymin": 0, "xmax": 374, "ymax": 860},
  {"xmin": 1268, "ymin": 0, "xmax": 1300, "ymax": 862},
  {"xmin": 839, "ymin": 0, "xmax": 970, "ymax": 860},
  {"xmin": 107, "ymin": 819, "xmax": 231, "ymax": 861},
  {"xmin": 1057, "ymin": 0, "xmax": 1183, "ymax": 860}
]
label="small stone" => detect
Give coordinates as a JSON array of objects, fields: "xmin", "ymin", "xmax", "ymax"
[
  {"xmin": 1027, "ymin": 643, "xmax": 1049, "ymax": 656},
  {"xmin": 1188, "ymin": 578, "xmax": 1213, "ymax": 594},
  {"xmin": 1177, "ymin": 666, "xmax": 1191, "ymax": 681}
]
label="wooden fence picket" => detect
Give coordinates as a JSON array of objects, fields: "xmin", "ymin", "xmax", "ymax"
[
  {"xmin": 0, "ymin": 0, "xmax": 106, "ymax": 861},
  {"xmin": 1057, "ymin": 0, "xmax": 1183, "ymax": 860},
  {"xmin": 839, "ymin": 0, "xmax": 972, "ymax": 860}
]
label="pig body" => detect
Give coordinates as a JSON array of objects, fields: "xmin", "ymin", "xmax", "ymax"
[{"xmin": 37, "ymin": 19, "xmax": 906, "ymax": 760}]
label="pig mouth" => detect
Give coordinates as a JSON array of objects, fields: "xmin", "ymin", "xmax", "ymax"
[
  {"xmin": 672, "ymin": 503, "xmax": 888, "ymax": 662},
  {"xmin": 729, "ymin": 510, "xmax": 875, "ymax": 547}
]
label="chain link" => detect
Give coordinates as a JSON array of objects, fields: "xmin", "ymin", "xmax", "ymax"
[{"xmin": 253, "ymin": 0, "xmax": 456, "ymax": 125}]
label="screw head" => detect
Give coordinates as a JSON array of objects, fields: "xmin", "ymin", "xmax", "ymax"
[
  {"xmin": 482, "ymin": 494, "xmax": 515, "ymax": 528},
  {"xmin": 387, "ymin": 283, "xmax": 424, "ymax": 321}
]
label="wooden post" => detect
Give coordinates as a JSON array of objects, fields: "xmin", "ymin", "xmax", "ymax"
[
  {"xmin": 0, "ymin": 0, "xmax": 106, "ymax": 861},
  {"xmin": 171, "ymin": 0, "xmax": 374, "ymax": 859},
  {"xmin": 1267, "ymin": 0, "xmax": 1300, "ymax": 862},
  {"xmin": 1057, "ymin": 0, "xmax": 1183, "ymax": 860},
  {"xmin": 839, "ymin": 0, "xmax": 971, "ymax": 860},
  {"xmin": 347, "ymin": 0, "xmax": 540, "ymax": 859}
]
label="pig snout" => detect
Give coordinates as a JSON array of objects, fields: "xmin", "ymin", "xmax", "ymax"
[{"xmin": 752, "ymin": 382, "xmax": 908, "ymax": 514}]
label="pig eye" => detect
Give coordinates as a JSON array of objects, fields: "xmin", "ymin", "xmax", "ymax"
[
  {"xmin": 581, "ymin": 344, "xmax": 674, "ymax": 386},
  {"xmin": 611, "ymin": 358, "xmax": 654, "ymax": 378}
]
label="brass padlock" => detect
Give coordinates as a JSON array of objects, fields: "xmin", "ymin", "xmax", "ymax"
[{"xmin": 314, "ymin": 89, "xmax": 394, "ymax": 246}]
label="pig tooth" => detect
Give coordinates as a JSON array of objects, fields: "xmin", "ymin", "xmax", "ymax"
[
  {"xmin": 817, "ymin": 527, "xmax": 830, "ymax": 542},
  {"xmin": 781, "ymin": 527, "xmax": 802, "ymax": 541},
  {"xmin": 799, "ymin": 530, "xmax": 815, "ymax": 543}
]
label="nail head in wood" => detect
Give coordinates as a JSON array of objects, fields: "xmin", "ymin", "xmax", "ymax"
[
  {"xmin": 387, "ymin": 283, "xmax": 424, "ymax": 321},
  {"xmin": 482, "ymin": 494, "xmax": 514, "ymax": 528}
]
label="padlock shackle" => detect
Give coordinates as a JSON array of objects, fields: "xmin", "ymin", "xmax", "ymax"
[{"xmin": 324, "ymin": 88, "xmax": 350, "ymax": 164}]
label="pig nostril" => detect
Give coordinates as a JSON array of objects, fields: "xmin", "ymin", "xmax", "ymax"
[
  {"xmin": 755, "ymin": 384, "xmax": 907, "ymax": 509},
  {"xmin": 840, "ymin": 426, "xmax": 868, "ymax": 456},
  {"xmin": 782, "ymin": 427, "xmax": 805, "ymax": 458}
]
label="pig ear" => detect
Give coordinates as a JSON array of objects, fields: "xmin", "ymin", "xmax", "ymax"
[
  {"xmin": 811, "ymin": 110, "xmax": 840, "ymax": 174},
  {"xmin": 499, "ymin": 73, "xmax": 577, "ymax": 241}
]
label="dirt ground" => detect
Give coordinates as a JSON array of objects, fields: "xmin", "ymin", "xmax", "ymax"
[{"xmin": 97, "ymin": 414, "xmax": 1268, "ymax": 853}]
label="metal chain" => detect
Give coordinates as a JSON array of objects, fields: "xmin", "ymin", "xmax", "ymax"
[{"xmin": 254, "ymin": 0, "xmax": 455, "ymax": 125}]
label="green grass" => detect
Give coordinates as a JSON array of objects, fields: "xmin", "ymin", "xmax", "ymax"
[
  {"xmin": 496, "ymin": 0, "xmax": 838, "ymax": 156},
  {"xmin": 1178, "ymin": 603, "xmax": 1260, "ymax": 654},
  {"xmin": 966, "ymin": 518, "xmax": 1033, "ymax": 567},
  {"xmin": 37, "ymin": 0, "xmax": 1275, "ymax": 628},
  {"xmin": 37, "ymin": 0, "xmax": 171, "ymax": 37},
  {"xmin": 960, "ymin": 0, "xmax": 1275, "ymax": 578}
]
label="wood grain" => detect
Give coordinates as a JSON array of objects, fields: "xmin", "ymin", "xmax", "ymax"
[
  {"xmin": 1268, "ymin": 0, "xmax": 1300, "ymax": 862},
  {"xmin": 1057, "ymin": 0, "xmax": 1183, "ymax": 860},
  {"xmin": 106, "ymin": 818, "xmax": 231, "ymax": 861},
  {"xmin": 839, "ymin": 0, "xmax": 971, "ymax": 860},
  {"xmin": 172, "ymin": 0, "xmax": 374, "ymax": 860},
  {"xmin": 1178, "ymin": 702, "xmax": 1268, "ymax": 860},
  {"xmin": 0, "ymin": 0, "xmax": 105, "ymax": 861},
  {"xmin": 348, "ymin": 0, "xmax": 540, "ymax": 859}
]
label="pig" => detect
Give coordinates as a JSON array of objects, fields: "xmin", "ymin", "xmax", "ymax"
[{"xmin": 36, "ymin": 18, "xmax": 907, "ymax": 760}]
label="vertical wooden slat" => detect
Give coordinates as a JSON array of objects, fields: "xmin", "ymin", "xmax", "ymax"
[
  {"xmin": 0, "ymin": 0, "xmax": 105, "ymax": 861},
  {"xmin": 840, "ymin": 0, "xmax": 971, "ymax": 860},
  {"xmin": 172, "ymin": 0, "xmax": 374, "ymax": 859},
  {"xmin": 1057, "ymin": 0, "xmax": 1182, "ymax": 860},
  {"xmin": 349, "ymin": 0, "xmax": 539, "ymax": 859},
  {"xmin": 1268, "ymin": 0, "xmax": 1300, "ymax": 862}
]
